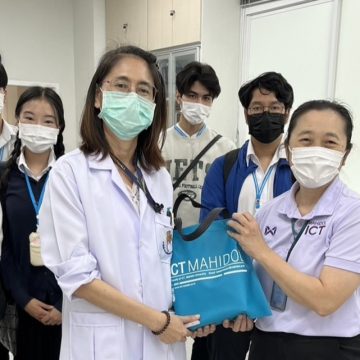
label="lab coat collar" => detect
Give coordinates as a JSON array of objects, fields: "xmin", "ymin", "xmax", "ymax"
[
  {"xmin": 87, "ymin": 152, "xmax": 113, "ymax": 170},
  {"xmin": 88, "ymin": 152, "xmax": 155, "ymax": 217},
  {"xmin": 111, "ymin": 163, "xmax": 155, "ymax": 219}
]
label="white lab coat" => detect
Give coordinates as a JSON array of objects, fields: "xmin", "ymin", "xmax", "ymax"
[{"xmin": 39, "ymin": 149, "xmax": 186, "ymax": 360}]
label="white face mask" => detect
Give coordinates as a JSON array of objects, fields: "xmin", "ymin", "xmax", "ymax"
[
  {"xmin": 290, "ymin": 146, "xmax": 345, "ymax": 189},
  {"xmin": 0, "ymin": 93, "xmax": 4, "ymax": 114},
  {"xmin": 180, "ymin": 101, "xmax": 211, "ymax": 125},
  {"xmin": 19, "ymin": 123, "xmax": 59, "ymax": 154}
]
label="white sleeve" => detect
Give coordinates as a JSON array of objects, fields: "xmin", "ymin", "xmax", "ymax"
[{"xmin": 39, "ymin": 161, "xmax": 100, "ymax": 300}]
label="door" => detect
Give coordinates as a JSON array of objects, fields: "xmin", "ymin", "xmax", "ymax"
[{"xmin": 238, "ymin": 0, "xmax": 342, "ymax": 144}]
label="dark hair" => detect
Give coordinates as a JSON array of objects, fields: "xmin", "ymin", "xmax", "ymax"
[
  {"xmin": 285, "ymin": 100, "xmax": 353, "ymax": 151},
  {"xmin": 0, "ymin": 54, "xmax": 8, "ymax": 89},
  {"xmin": 238, "ymin": 71, "xmax": 294, "ymax": 110},
  {"xmin": 80, "ymin": 45, "xmax": 167, "ymax": 172},
  {"xmin": 176, "ymin": 61, "xmax": 221, "ymax": 99},
  {"xmin": 0, "ymin": 86, "xmax": 66, "ymax": 189}
]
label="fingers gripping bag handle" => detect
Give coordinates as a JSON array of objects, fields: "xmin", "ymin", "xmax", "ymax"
[
  {"xmin": 171, "ymin": 193, "xmax": 272, "ymax": 329},
  {"xmin": 173, "ymin": 193, "xmax": 227, "ymax": 241}
]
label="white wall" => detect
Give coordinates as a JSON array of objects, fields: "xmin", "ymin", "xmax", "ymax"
[
  {"xmin": 1, "ymin": 0, "xmax": 358, "ymax": 190},
  {"xmin": 0, "ymin": 0, "xmax": 106, "ymax": 151},
  {"xmin": 74, "ymin": 0, "xmax": 106, "ymax": 133},
  {"xmin": 201, "ymin": 0, "xmax": 241, "ymax": 144},
  {"xmin": 335, "ymin": 0, "xmax": 360, "ymax": 192},
  {"xmin": 202, "ymin": 0, "xmax": 360, "ymax": 192},
  {"xmin": 0, "ymin": 0, "xmax": 77, "ymax": 150}
]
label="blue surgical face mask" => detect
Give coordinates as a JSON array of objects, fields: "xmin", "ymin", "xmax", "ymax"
[{"xmin": 98, "ymin": 91, "xmax": 156, "ymax": 141}]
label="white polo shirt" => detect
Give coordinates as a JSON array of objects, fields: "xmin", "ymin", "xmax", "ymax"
[{"xmin": 255, "ymin": 177, "xmax": 360, "ymax": 337}]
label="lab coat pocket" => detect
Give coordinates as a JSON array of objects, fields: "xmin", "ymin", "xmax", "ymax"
[
  {"xmin": 69, "ymin": 311, "xmax": 124, "ymax": 360},
  {"xmin": 155, "ymin": 214, "xmax": 173, "ymax": 263}
]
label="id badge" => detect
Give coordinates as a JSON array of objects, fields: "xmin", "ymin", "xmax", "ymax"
[{"xmin": 270, "ymin": 282, "xmax": 287, "ymax": 311}]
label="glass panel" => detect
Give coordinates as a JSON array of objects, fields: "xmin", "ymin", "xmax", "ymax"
[
  {"xmin": 157, "ymin": 57, "xmax": 169, "ymax": 98},
  {"xmin": 173, "ymin": 52, "xmax": 196, "ymax": 124},
  {"xmin": 153, "ymin": 45, "xmax": 199, "ymax": 127},
  {"xmin": 157, "ymin": 56, "xmax": 170, "ymax": 125}
]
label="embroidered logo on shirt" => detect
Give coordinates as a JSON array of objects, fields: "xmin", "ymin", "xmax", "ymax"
[
  {"xmin": 265, "ymin": 226, "xmax": 277, "ymax": 236},
  {"xmin": 304, "ymin": 220, "xmax": 326, "ymax": 236},
  {"xmin": 163, "ymin": 231, "xmax": 173, "ymax": 255}
]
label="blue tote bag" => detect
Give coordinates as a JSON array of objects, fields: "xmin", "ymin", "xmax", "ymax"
[{"xmin": 171, "ymin": 194, "xmax": 271, "ymax": 329}]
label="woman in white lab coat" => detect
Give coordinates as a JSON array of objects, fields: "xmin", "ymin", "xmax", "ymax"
[{"xmin": 39, "ymin": 46, "xmax": 200, "ymax": 360}]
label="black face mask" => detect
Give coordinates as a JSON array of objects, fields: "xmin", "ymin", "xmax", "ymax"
[{"xmin": 247, "ymin": 112, "xmax": 286, "ymax": 144}]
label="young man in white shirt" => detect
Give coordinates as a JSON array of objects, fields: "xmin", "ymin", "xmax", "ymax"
[
  {"xmin": 162, "ymin": 61, "xmax": 236, "ymax": 360},
  {"xmin": 162, "ymin": 61, "xmax": 235, "ymax": 229}
]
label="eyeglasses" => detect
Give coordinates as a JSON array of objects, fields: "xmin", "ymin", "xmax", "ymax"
[
  {"xmin": 247, "ymin": 103, "xmax": 285, "ymax": 115},
  {"xmin": 183, "ymin": 93, "xmax": 213, "ymax": 106},
  {"xmin": 102, "ymin": 79, "xmax": 157, "ymax": 101}
]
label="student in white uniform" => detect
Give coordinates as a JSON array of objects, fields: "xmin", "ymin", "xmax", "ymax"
[
  {"xmin": 0, "ymin": 55, "xmax": 17, "ymax": 162},
  {"xmin": 229, "ymin": 100, "xmax": 360, "ymax": 360},
  {"xmin": 0, "ymin": 87, "xmax": 65, "ymax": 360},
  {"xmin": 39, "ymin": 46, "xmax": 201, "ymax": 360},
  {"xmin": 162, "ymin": 61, "xmax": 236, "ymax": 229}
]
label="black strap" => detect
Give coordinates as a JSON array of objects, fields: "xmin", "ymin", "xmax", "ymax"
[
  {"xmin": 223, "ymin": 148, "xmax": 240, "ymax": 185},
  {"xmin": 173, "ymin": 134, "xmax": 222, "ymax": 190},
  {"xmin": 173, "ymin": 193, "xmax": 228, "ymax": 241},
  {"xmin": 110, "ymin": 154, "xmax": 164, "ymax": 214},
  {"xmin": 286, "ymin": 219, "xmax": 310, "ymax": 261}
]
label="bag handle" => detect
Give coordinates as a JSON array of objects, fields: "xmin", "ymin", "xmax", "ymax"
[
  {"xmin": 173, "ymin": 193, "xmax": 203, "ymax": 218},
  {"xmin": 173, "ymin": 193, "xmax": 228, "ymax": 241},
  {"xmin": 173, "ymin": 134, "xmax": 222, "ymax": 190}
]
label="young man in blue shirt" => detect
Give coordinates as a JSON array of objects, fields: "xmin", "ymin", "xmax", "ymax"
[{"xmin": 200, "ymin": 72, "xmax": 295, "ymax": 360}]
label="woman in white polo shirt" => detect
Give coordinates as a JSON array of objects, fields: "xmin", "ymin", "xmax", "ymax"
[{"xmin": 227, "ymin": 100, "xmax": 360, "ymax": 360}]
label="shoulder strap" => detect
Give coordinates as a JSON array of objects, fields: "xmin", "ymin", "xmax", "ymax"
[
  {"xmin": 223, "ymin": 148, "xmax": 240, "ymax": 185},
  {"xmin": 173, "ymin": 134, "xmax": 222, "ymax": 190}
]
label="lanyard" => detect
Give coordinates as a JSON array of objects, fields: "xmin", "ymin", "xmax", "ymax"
[
  {"xmin": 252, "ymin": 165, "xmax": 275, "ymax": 210},
  {"xmin": 24, "ymin": 171, "xmax": 49, "ymax": 224},
  {"xmin": 0, "ymin": 147, "xmax": 4, "ymax": 161},
  {"xmin": 110, "ymin": 154, "xmax": 164, "ymax": 214},
  {"xmin": 285, "ymin": 219, "xmax": 310, "ymax": 261}
]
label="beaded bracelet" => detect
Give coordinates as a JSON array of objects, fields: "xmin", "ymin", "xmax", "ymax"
[{"xmin": 151, "ymin": 310, "xmax": 171, "ymax": 336}]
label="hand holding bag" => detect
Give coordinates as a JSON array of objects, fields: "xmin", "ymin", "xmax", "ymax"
[{"xmin": 171, "ymin": 194, "xmax": 271, "ymax": 329}]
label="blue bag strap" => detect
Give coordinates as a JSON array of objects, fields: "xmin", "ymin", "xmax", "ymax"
[{"xmin": 173, "ymin": 193, "xmax": 228, "ymax": 241}]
